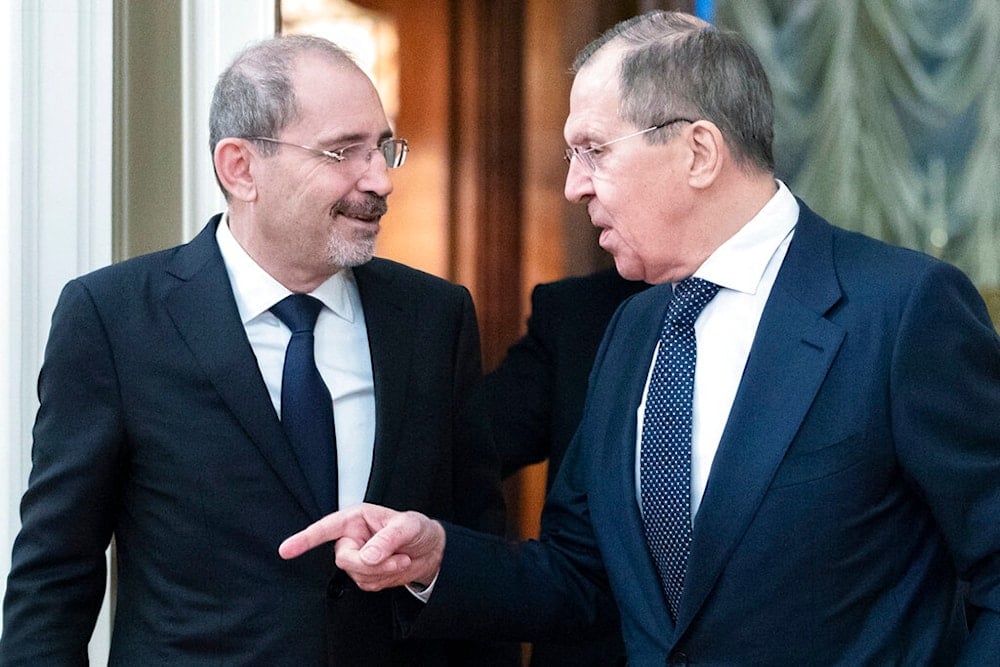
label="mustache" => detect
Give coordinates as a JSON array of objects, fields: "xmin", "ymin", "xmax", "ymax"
[{"xmin": 333, "ymin": 196, "xmax": 388, "ymax": 219}]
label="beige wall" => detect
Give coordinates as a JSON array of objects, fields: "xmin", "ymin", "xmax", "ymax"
[{"xmin": 115, "ymin": 0, "xmax": 185, "ymax": 260}]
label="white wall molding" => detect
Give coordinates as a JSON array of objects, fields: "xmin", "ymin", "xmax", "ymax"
[
  {"xmin": 3, "ymin": 0, "xmax": 114, "ymax": 660},
  {"xmin": 4, "ymin": 0, "xmax": 115, "ymax": 570},
  {"xmin": 1, "ymin": 0, "xmax": 24, "ymax": 608}
]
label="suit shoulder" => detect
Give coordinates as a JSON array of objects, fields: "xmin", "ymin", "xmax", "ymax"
[
  {"xmin": 70, "ymin": 244, "xmax": 184, "ymax": 298},
  {"xmin": 792, "ymin": 210, "xmax": 985, "ymax": 324},
  {"xmin": 829, "ymin": 224, "xmax": 951, "ymax": 285},
  {"xmin": 796, "ymin": 201, "xmax": 941, "ymax": 280}
]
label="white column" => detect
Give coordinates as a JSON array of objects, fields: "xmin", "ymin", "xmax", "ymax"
[
  {"xmin": 0, "ymin": 1, "xmax": 21, "ymax": 601},
  {"xmin": 2, "ymin": 0, "xmax": 115, "ymax": 660}
]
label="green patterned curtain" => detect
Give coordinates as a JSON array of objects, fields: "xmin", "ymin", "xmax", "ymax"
[{"xmin": 716, "ymin": 0, "xmax": 1000, "ymax": 299}]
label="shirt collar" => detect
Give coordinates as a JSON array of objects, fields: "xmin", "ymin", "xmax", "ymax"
[
  {"xmin": 694, "ymin": 179, "xmax": 798, "ymax": 295},
  {"xmin": 215, "ymin": 213, "xmax": 357, "ymax": 324}
]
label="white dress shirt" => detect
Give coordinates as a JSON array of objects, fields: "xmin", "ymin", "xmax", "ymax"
[
  {"xmin": 216, "ymin": 217, "xmax": 376, "ymax": 508},
  {"xmin": 636, "ymin": 181, "xmax": 799, "ymax": 519}
]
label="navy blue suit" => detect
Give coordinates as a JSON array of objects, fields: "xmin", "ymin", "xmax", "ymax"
[
  {"xmin": 412, "ymin": 202, "xmax": 1000, "ymax": 665},
  {"xmin": 1, "ymin": 216, "xmax": 515, "ymax": 666}
]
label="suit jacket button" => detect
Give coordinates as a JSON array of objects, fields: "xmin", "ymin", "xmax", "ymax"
[{"xmin": 669, "ymin": 652, "xmax": 688, "ymax": 666}]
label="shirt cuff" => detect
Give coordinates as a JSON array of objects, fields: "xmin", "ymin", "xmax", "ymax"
[{"xmin": 404, "ymin": 571, "xmax": 440, "ymax": 603}]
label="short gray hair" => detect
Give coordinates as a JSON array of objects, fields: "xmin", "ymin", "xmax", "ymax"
[
  {"xmin": 208, "ymin": 34, "xmax": 358, "ymax": 196},
  {"xmin": 574, "ymin": 11, "xmax": 774, "ymax": 173}
]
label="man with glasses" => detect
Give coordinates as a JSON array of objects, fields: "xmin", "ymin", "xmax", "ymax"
[
  {"xmin": 280, "ymin": 11, "xmax": 1000, "ymax": 665},
  {"xmin": 0, "ymin": 35, "xmax": 515, "ymax": 665}
]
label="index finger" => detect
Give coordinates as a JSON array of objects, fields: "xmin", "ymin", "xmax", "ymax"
[{"xmin": 279, "ymin": 511, "xmax": 354, "ymax": 560}]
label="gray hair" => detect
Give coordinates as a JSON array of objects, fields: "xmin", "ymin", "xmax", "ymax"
[
  {"xmin": 573, "ymin": 11, "xmax": 774, "ymax": 173},
  {"xmin": 208, "ymin": 34, "xmax": 358, "ymax": 196}
]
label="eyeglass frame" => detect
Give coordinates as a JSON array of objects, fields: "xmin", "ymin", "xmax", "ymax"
[
  {"xmin": 563, "ymin": 118, "xmax": 695, "ymax": 172},
  {"xmin": 247, "ymin": 136, "xmax": 409, "ymax": 169}
]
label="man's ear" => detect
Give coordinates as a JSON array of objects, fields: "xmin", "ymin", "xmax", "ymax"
[
  {"xmin": 686, "ymin": 120, "xmax": 725, "ymax": 189},
  {"xmin": 214, "ymin": 138, "xmax": 258, "ymax": 202}
]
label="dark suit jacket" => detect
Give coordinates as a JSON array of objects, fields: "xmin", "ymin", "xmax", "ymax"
[
  {"xmin": 482, "ymin": 269, "xmax": 645, "ymax": 666},
  {"xmin": 486, "ymin": 268, "xmax": 647, "ymax": 488},
  {"xmin": 0, "ymin": 216, "xmax": 516, "ymax": 666},
  {"xmin": 412, "ymin": 202, "xmax": 1000, "ymax": 665}
]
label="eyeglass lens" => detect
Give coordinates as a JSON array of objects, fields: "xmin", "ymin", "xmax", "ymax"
[
  {"xmin": 564, "ymin": 148, "xmax": 595, "ymax": 172},
  {"xmin": 380, "ymin": 139, "xmax": 408, "ymax": 168}
]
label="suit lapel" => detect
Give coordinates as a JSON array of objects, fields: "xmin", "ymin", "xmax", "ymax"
[
  {"xmin": 353, "ymin": 260, "xmax": 414, "ymax": 502},
  {"xmin": 595, "ymin": 284, "xmax": 680, "ymax": 637},
  {"xmin": 676, "ymin": 205, "xmax": 845, "ymax": 633},
  {"xmin": 163, "ymin": 216, "xmax": 320, "ymax": 517}
]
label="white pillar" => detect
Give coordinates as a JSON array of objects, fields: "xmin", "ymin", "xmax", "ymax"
[{"xmin": 3, "ymin": 0, "xmax": 115, "ymax": 660}]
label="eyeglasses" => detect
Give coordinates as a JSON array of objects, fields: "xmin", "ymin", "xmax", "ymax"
[
  {"xmin": 248, "ymin": 136, "xmax": 409, "ymax": 169},
  {"xmin": 563, "ymin": 118, "xmax": 695, "ymax": 173}
]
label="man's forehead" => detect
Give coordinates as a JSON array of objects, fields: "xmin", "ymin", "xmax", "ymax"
[
  {"xmin": 566, "ymin": 53, "xmax": 624, "ymax": 141},
  {"xmin": 291, "ymin": 52, "xmax": 362, "ymax": 85},
  {"xmin": 289, "ymin": 54, "xmax": 388, "ymax": 131},
  {"xmin": 572, "ymin": 45, "xmax": 623, "ymax": 96}
]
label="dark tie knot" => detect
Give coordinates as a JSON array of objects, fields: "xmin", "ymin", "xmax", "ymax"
[
  {"xmin": 270, "ymin": 294, "xmax": 324, "ymax": 333},
  {"xmin": 666, "ymin": 277, "xmax": 720, "ymax": 327}
]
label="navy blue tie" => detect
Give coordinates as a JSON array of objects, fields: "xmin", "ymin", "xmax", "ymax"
[
  {"xmin": 271, "ymin": 294, "xmax": 338, "ymax": 514},
  {"xmin": 640, "ymin": 277, "xmax": 720, "ymax": 621}
]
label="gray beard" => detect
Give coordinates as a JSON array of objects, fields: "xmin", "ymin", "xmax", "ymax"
[
  {"xmin": 326, "ymin": 196, "xmax": 385, "ymax": 268},
  {"xmin": 327, "ymin": 232, "xmax": 376, "ymax": 268}
]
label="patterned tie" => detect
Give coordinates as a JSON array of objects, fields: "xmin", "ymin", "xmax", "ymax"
[
  {"xmin": 640, "ymin": 277, "xmax": 720, "ymax": 621},
  {"xmin": 270, "ymin": 294, "xmax": 338, "ymax": 514}
]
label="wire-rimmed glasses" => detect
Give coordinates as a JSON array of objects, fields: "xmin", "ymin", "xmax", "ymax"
[
  {"xmin": 248, "ymin": 136, "xmax": 409, "ymax": 169},
  {"xmin": 564, "ymin": 118, "xmax": 695, "ymax": 173}
]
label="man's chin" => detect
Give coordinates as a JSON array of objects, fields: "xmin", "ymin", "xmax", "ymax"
[
  {"xmin": 328, "ymin": 241, "xmax": 376, "ymax": 269},
  {"xmin": 613, "ymin": 258, "xmax": 643, "ymax": 283}
]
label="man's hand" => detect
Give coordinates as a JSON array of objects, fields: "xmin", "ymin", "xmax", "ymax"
[{"xmin": 279, "ymin": 503, "xmax": 446, "ymax": 591}]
